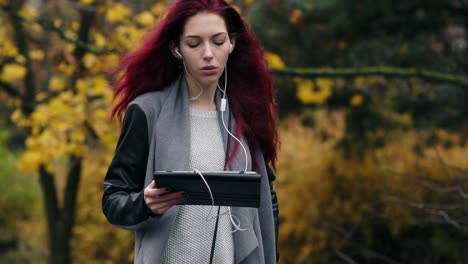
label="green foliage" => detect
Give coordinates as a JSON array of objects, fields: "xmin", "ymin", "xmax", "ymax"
[
  {"xmin": 0, "ymin": 129, "xmax": 40, "ymax": 229},
  {"xmin": 0, "ymin": 129, "xmax": 43, "ymax": 263}
]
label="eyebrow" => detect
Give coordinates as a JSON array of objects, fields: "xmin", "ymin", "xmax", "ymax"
[{"xmin": 184, "ymin": 32, "xmax": 228, "ymax": 39}]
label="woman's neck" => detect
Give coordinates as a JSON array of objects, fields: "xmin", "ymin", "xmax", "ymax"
[{"xmin": 185, "ymin": 76, "xmax": 217, "ymax": 111}]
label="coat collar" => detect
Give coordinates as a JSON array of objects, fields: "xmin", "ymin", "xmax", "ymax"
[{"xmin": 153, "ymin": 74, "xmax": 250, "ymax": 172}]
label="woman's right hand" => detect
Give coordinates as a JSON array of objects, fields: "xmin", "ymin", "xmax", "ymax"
[{"xmin": 144, "ymin": 180, "xmax": 186, "ymax": 215}]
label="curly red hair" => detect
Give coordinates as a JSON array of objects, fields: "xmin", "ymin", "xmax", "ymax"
[{"xmin": 112, "ymin": 0, "xmax": 278, "ymax": 168}]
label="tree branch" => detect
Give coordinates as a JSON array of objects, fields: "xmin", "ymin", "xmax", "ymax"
[
  {"xmin": 270, "ymin": 66, "xmax": 468, "ymax": 88},
  {"xmin": 0, "ymin": 80, "xmax": 21, "ymax": 98},
  {"xmin": 61, "ymin": 156, "xmax": 82, "ymax": 244},
  {"xmin": 38, "ymin": 165, "xmax": 60, "ymax": 259},
  {"xmin": 5, "ymin": 1, "xmax": 36, "ymax": 114}
]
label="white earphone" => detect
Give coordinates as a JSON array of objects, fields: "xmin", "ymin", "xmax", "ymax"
[{"xmin": 174, "ymin": 47, "xmax": 183, "ymax": 59}]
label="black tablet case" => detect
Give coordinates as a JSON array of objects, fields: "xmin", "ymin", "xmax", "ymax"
[{"xmin": 153, "ymin": 171, "xmax": 261, "ymax": 208}]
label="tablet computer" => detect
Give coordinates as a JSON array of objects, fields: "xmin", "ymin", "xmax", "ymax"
[{"xmin": 153, "ymin": 171, "xmax": 261, "ymax": 208}]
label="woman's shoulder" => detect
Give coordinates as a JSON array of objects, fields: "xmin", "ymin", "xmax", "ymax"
[{"xmin": 129, "ymin": 77, "xmax": 180, "ymax": 111}]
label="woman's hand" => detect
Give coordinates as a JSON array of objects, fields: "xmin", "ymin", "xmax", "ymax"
[{"xmin": 144, "ymin": 180, "xmax": 186, "ymax": 215}]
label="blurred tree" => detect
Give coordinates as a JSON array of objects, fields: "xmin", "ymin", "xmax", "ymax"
[
  {"xmin": 0, "ymin": 0, "xmax": 167, "ymax": 263},
  {"xmin": 246, "ymin": 0, "xmax": 468, "ymax": 153}
]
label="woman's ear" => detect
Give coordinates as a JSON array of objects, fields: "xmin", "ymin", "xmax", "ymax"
[
  {"xmin": 169, "ymin": 42, "xmax": 182, "ymax": 60},
  {"xmin": 229, "ymin": 38, "xmax": 236, "ymax": 54}
]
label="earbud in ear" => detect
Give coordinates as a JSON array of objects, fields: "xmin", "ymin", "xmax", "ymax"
[
  {"xmin": 174, "ymin": 47, "xmax": 182, "ymax": 59},
  {"xmin": 229, "ymin": 43, "xmax": 233, "ymax": 52}
]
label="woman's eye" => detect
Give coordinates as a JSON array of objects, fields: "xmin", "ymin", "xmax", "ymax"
[
  {"xmin": 214, "ymin": 41, "xmax": 225, "ymax": 46},
  {"xmin": 188, "ymin": 43, "xmax": 199, "ymax": 48}
]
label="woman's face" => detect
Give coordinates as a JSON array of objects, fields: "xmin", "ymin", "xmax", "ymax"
[{"xmin": 178, "ymin": 12, "xmax": 234, "ymax": 88}]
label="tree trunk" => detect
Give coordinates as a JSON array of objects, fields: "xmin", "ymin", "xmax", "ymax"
[{"xmin": 39, "ymin": 156, "xmax": 82, "ymax": 264}]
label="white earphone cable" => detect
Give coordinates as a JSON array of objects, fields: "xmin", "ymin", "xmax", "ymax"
[{"xmin": 181, "ymin": 59, "xmax": 203, "ymax": 101}]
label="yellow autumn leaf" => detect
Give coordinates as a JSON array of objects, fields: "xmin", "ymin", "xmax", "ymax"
[
  {"xmin": 76, "ymin": 78, "xmax": 89, "ymax": 95},
  {"xmin": 71, "ymin": 22, "xmax": 80, "ymax": 31},
  {"xmin": 0, "ymin": 64, "xmax": 27, "ymax": 82},
  {"xmin": 57, "ymin": 62, "xmax": 76, "ymax": 76},
  {"xmin": 30, "ymin": 50, "xmax": 45, "ymax": 60},
  {"xmin": 10, "ymin": 109, "xmax": 23, "ymax": 123},
  {"xmin": 93, "ymin": 32, "xmax": 106, "ymax": 48},
  {"xmin": 53, "ymin": 19, "xmax": 63, "ymax": 28},
  {"xmin": 295, "ymin": 78, "xmax": 333, "ymax": 105},
  {"xmin": 15, "ymin": 55, "xmax": 26, "ymax": 64},
  {"xmin": 350, "ymin": 94, "xmax": 364, "ymax": 107},
  {"xmin": 90, "ymin": 76, "xmax": 108, "ymax": 95},
  {"xmin": 151, "ymin": 2, "xmax": 165, "ymax": 16},
  {"xmin": 135, "ymin": 11, "xmax": 155, "ymax": 27},
  {"xmin": 19, "ymin": 5, "xmax": 38, "ymax": 21},
  {"xmin": 16, "ymin": 150, "xmax": 42, "ymax": 174},
  {"xmin": 102, "ymin": 54, "xmax": 120, "ymax": 70},
  {"xmin": 49, "ymin": 76, "xmax": 66, "ymax": 92},
  {"xmin": 64, "ymin": 30, "xmax": 77, "ymax": 41},
  {"xmin": 289, "ymin": 9, "xmax": 303, "ymax": 25},
  {"xmin": 264, "ymin": 52, "xmax": 285, "ymax": 69},
  {"xmin": 106, "ymin": 3, "xmax": 132, "ymax": 23},
  {"xmin": 0, "ymin": 40, "xmax": 18, "ymax": 57},
  {"xmin": 82, "ymin": 53, "xmax": 98, "ymax": 69},
  {"xmin": 80, "ymin": 0, "xmax": 94, "ymax": 5}
]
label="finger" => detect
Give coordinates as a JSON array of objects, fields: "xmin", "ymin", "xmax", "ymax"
[
  {"xmin": 146, "ymin": 192, "xmax": 185, "ymax": 207},
  {"xmin": 149, "ymin": 195, "xmax": 185, "ymax": 211},
  {"xmin": 145, "ymin": 186, "xmax": 171, "ymax": 197},
  {"xmin": 152, "ymin": 198, "xmax": 185, "ymax": 214},
  {"xmin": 153, "ymin": 203, "xmax": 180, "ymax": 215},
  {"xmin": 149, "ymin": 180, "xmax": 155, "ymax": 188}
]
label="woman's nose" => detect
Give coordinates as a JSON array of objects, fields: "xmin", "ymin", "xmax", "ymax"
[{"xmin": 202, "ymin": 44, "xmax": 214, "ymax": 60}]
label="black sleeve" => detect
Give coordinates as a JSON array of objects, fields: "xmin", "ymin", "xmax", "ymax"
[
  {"xmin": 267, "ymin": 165, "xmax": 280, "ymax": 263},
  {"xmin": 102, "ymin": 104, "xmax": 151, "ymax": 226}
]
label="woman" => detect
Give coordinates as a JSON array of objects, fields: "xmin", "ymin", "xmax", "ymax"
[{"xmin": 102, "ymin": 0, "xmax": 279, "ymax": 263}]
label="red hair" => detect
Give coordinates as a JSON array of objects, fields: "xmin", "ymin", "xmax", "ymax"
[{"xmin": 112, "ymin": 0, "xmax": 278, "ymax": 168}]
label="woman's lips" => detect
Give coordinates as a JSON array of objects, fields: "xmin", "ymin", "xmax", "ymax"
[{"xmin": 200, "ymin": 66, "xmax": 217, "ymax": 75}]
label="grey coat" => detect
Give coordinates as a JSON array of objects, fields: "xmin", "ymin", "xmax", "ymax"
[{"xmin": 103, "ymin": 76, "xmax": 277, "ymax": 264}]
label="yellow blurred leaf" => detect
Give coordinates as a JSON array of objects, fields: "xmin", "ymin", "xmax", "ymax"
[
  {"xmin": 0, "ymin": 64, "xmax": 27, "ymax": 82},
  {"xmin": 289, "ymin": 9, "xmax": 303, "ymax": 25},
  {"xmin": 76, "ymin": 78, "xmax": 89, "ymax": 95},
  {"xmin": 106, "ymin": 3, "xmax": 132, "ymax": 23},
  {"xmin": 295, "ymin": 78, "xmax": 333, "ymax": 104},
  {"xmin": 17, "ymin": 150, "xmax": 42, "ymax": 174},
  {"xmin": 15, "ymin": 55, "xmax": 26, "ymax": 64},
  {"xmin": 71, "ymin": 22, "xmax": 80, "ymax": 31},
  {"xmin": 135, "ymin": 11, "xmax": 155, "ymax": 27},
  {"xmin": 10, "ymin": 109, "xmax": 23, "ymax": 123},
  {"xmin": 264, "ymin": 52, "xmax": 285, "ymax": 69},
  {"xmin": 30, "ymin": 50, "xmax": 45, "ymax": 60},
  {"xmin": 50, "ymin": 76, "xmax": 66, "ymax": 92},
  {"xmin": 82, "ymin": 53, "xmax": 98, "ymax": 69},
  {"xmin": 151, "ymin": 3, "xmax": 165, "ymax": 16},
  {"xmin": 0, "ymin": 40, "xmax": 18, "ymax": 57},
  {"xmin": 102, "ymin": 54, "xmax": 120, "ymax": 70},
  {"xmin": 53, "ymin": 19, "xmax": 63, "ymax": 28},
  {"xmin": 19, "ymin": 5, "xmax": 38, "ymax": 21},
  {"xmin": 80, "ymin": 0, "xmax": 94, "ymax": 4},
  {"xmin": 350, "ymin": 94, "xmax": 364, "ymax": 107},
  {"xmin": 93, "ymin": 32, "xmax": 106, "ymax": 48}
]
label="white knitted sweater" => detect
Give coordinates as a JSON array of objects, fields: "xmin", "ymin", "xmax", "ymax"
[{"xmin": 161, "ymin": 109, "xmax": 234, "ymax": 264}]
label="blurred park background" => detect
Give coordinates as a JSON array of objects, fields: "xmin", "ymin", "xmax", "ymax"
[{"xmin": 1, "ymin": 0, "xmax": 468, "ymax": 263}]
